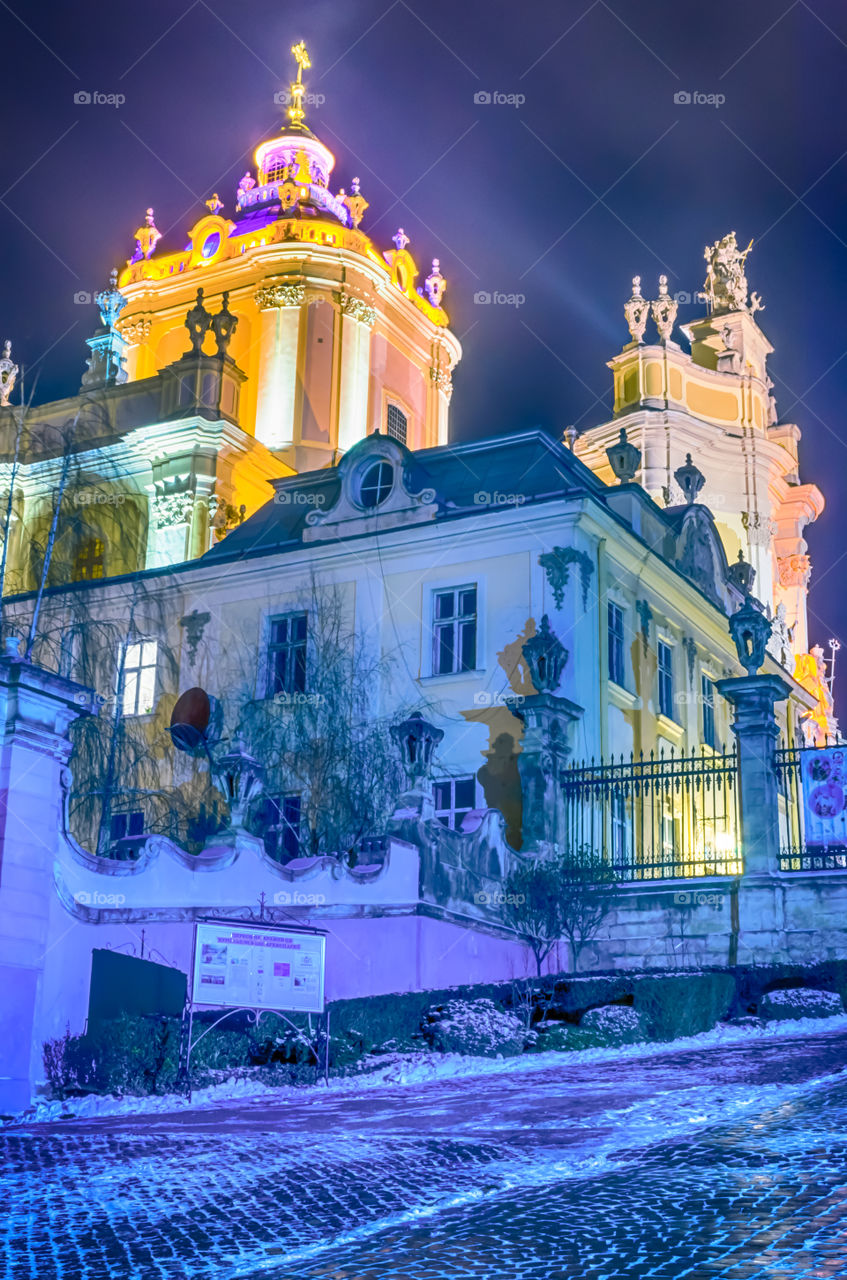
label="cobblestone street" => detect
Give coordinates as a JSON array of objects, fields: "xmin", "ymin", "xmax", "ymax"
[{"xmin": 4, "ymin": 1029, "xmax": 847, "ymax": 1279}]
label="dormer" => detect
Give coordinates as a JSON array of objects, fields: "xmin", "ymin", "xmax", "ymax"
[{"xmin": 301, "ymin": 433, "xmax": 439, "ymax": 542}]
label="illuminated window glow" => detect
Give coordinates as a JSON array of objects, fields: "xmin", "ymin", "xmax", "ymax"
[{"xmin": 122, "ymin": 640, "xmax": 158, "ymax": 716}]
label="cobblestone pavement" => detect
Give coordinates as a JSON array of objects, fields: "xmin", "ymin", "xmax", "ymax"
[{"xmin": 3, "ymin": 1031, "xmax": 847, "ymax": 1279}]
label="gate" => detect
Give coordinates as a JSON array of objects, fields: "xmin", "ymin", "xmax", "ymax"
[{"xmin": 562, "ymin": 747, "xmax": 741, "ymax": 880}]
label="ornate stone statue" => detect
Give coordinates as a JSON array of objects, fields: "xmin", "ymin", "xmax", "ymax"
[
  {"xmin": 184, "ymin": 288, "xmax": 211, "ymax": 355},
  {"xmin": 624, "ymin": 275, "xmax": 649, "ymax": 343},
  {"xmin": 95, "ymin": 269, "xmax": 128, "ymax": 330},
  {"xmin": 205, "ymin": 193, "xmax": 223, "ymax": 215},
  {"xmin": 651, "ymin": 274, "xmax": 678, "ymax": 342},
  {"xmin": 0, "ymin": 340, "xmax": 19, "ymax": 406},
  {"xmin": 210, "ymin": 291, "xmax": 238, "ymax": 358},
  {"xmin": 393, "ymin": 228, "xmax": 410, "ymax": 253},
  {"xmin": 703, "ymin": 232, "xmax": 761, "ymax": 315},
  {"xmin": 133, "ymin": 208, "xmax": 161, "ymax": 260},
  {"xmin": 341, "ymin": 176, "xmax": 369, "ymax": 228},
  {"xmin": 424, "ymin": 259, "xmax": 446, "ymax": 307}
]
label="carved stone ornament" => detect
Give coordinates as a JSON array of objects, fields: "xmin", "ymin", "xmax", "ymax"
[
  {"xmin": 674, "ymin": 453, "xmax": 706, "ymax": 505},
  {"xmin": 179, "ymin": 609, "xmax": 211, "ymax": 664},
  {"xmin": 703, "ymin": 232, "xmax": 764, "ymax": 315},
  {"xmin": 153, "ymin": 492, "xmax": 195, "ymax": 528},
  {"xmin": 430, "ymin": 364, "xmax": 453, "ymax": 400},
  {"xmin": 539, "ymin": 546, "xmax": 595, "ymax": 611},
  {"xmin": 728, "ymin": 596, "xmax": 772, "ymax": 677},
  {"xmin": 741, "ymin": 510, "xmax": 776, "ymax": 549},
  {"xmin": 184, "ymin": 288, "xmax": 212, "ymax": 355},
  {"xmin": 95, "ymin": 269, "xmax": 128, "ymax": 329},
  {"xmin": 523, "ymin": 615, "xmax": 569, "ymax": 692},
  {"xmin": 210, "ymin": 291, "xmax": 238, "ymax": 357},
  {"xmin": 766, "ymin": 602, "xmax": 794, "ymax": 670},
  {"xmin": 0, "ymin": 340, "xmax": 19, "ymax": 406},
  {"xmin": 424, "ymin": 259, "xmax": 447, "ymax": 307},
  {"xmin": 339, "ymin": 294, "xmax": 377, "ymax": 327},
  {"xmin": 777, "ymin": 553, "xmax": 812, "ymax": 589},
  {"xmin": 682, "ymin": 635, "xmax": 697, "ymax": 686},
  {"xmin": 133, "ymin": 208, "xmax": 161, "ymax": 260},
  {"xmin": 636, "ymin": 599, "xmax": 653, "ymax": 656},
  {"xmin": 390, "ymin": 711, "xmax": 443, "ymax": 787},
  {"xmin": 727, "ymin": 549, "xmax": 756, "ymax": 596},
  {"xmin": 624, "ymin": 275, "xmax": 649, "ymax": 343},
  {"xmin": 121, "ymin": 317, "xmax": 152, "ymax": 343},
  {"xmin": 606, "ymin": 427, "xmax": 642, "ymax": 484},
  {"xmin": 651, "ymin": 274, "xmax": 678, "ymax": 342},
  {"xmin": 341, "ymin": 176, "xmax": 368, "ymax": 228},
  {"xmin": 255, "ymin": 281, "xmax": 305, "ymax": 309}
]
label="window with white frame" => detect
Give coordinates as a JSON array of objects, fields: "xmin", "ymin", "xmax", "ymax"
[
  {"xmin": 267, "ymin": 613, "xmax": 307, "ymax": 697},
  {"xmin": 658, "ymin": 640, "xmax": 675, "ymax": 719},
  {"xmin": 385, "ymin": 402, "xmax": 408, "ymax": 444},
  {"xmin": 432, "ymin": 586, "xmax": 477, "ymax": 675},
  {"xmin": 121, "ymin": 640, "xmax": 158, "ymax": 716},
  {"xmin": 608, "ymin": 601, "xmax": 625, "ymax": 687},
  {"xmin": 434, "ymin": 777, "xmax": 477, "ymax": 829},
  {"xmin": 610, "ymin": 789, "xmax": 629, "ymax": 865}
]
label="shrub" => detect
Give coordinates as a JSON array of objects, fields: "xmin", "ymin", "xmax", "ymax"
[
  {"xmin": 759, "ymin": 987, "xmax": 843, "ymax": 1021},
  {"xmin": 423, "ymin": 998, "xmax": 525, "ymax": 1058}
]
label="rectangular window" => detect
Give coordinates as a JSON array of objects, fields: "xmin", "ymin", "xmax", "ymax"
[
  {"xmin": 433, "ymin": 586, "xmax": 477, "ymax": 675},
  {"xmin": 386, "ymin": 402, "xmax": 408, "ymax": 444},
  {"xmin": 608, "ymin": 601, "xmax": 625, "ymax": 687},
  {"xmin": 122, "ymin": 640, "xmax": 157, "ymax": 716},
  {"xmin": 434, "ymin": 777, "xmax": 477, "ymax": 830},
  {"xmin": 702, "ymin": 675, "xmax": 717, "ymax": 748},
  {"xmin": 263, "ymin": 794, "xmax": 302, "ymax": 862},
  {"xmin": 109, "ymin": 810, "xmax": 144, "ymax": 842},
  {"xmin": 658, "ymin": 640, "xmax": 675, "ymax": 719},
  {"xmin": 74, "ymin": 537, "xmax": 105, "ymax": 581},
  {"xmin": 267, "ymin": 613, "xmax": 307, "ymax": 697}
]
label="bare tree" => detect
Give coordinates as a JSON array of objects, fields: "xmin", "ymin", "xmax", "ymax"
[
  {"xmin": 504, "ymin": 847, "xmax": 616, "ymax": 976},
  {"xmin": 237, "ymin": 576, "xmax": 407, "ymax": 859}
]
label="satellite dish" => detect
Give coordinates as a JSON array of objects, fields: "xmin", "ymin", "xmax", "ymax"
[{"xmin": 169, "ymin": 687, "xmax": 212, "ymax": 753}]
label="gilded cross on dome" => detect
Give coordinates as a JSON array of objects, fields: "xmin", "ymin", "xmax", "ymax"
[{"xmin": 288, "ymin": 41, "xmax": 311, "ymax": 127}]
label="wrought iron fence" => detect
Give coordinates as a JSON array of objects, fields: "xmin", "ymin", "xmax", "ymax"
[
  {"xmin": 562, "ymin": 747, "xmax": 741, "ymax": 881},
  {"xmin": 775, "ymin": 746, "xmax": 847, "ymax": 871}
]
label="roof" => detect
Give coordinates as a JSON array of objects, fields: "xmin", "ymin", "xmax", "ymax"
[{"xmin": 203, "ymin": 428, "xmax": 605, "ymax": 563}]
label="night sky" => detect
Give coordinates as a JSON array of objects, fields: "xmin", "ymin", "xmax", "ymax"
[{"xmin": 2, "ymin": 1, "xmax": 846, "ymax": 664}]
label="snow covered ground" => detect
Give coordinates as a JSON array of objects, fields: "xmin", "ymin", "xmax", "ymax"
[{"xmin": 14, "ymin": 1010, "xmax": 847, "ymax": 1126}]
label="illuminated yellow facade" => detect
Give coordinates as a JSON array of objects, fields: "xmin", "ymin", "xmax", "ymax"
[
  {"xmin": 575, "ymin": 241, "xmax": 826, "ymax": 702},
  {"xmin": 0, "ymin": 45, "xmax": 461, "ymax": 591}
]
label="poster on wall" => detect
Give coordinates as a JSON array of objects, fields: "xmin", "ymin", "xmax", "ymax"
[
  {"xmin": 191, "ymin": 921, "xmax": 325, "ymax": 1014},
  {"xmin": 800, "ymin": 747, "xmax": 847, "ymax": 850}
]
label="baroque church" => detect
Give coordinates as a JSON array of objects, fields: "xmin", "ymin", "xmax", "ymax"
[{"xmin": 0, "ymin": 44, "xmax": 834, "ymax": 746}]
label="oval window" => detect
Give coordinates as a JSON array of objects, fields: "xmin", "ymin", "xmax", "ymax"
[
  {"xmin": 201, "ymin": 231, "xmax": 221, "ymax": 259},
  {"xmin": 359, "ymin": 460, "xmax": 394, "ymax": 509}
]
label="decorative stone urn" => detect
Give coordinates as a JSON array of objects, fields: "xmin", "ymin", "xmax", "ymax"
[{"xmin": 390, "ymin": 711, "xmax": 444, "ymax": 818}]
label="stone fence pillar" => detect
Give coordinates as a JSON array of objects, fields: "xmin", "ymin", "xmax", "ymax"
[
  {"xmin": 0, "ymin": 645, "xmax": 97, "ymax": 1111},
  {"xmin": 716, "ymin": 673, "xmax": 791, "ymax": 876}
]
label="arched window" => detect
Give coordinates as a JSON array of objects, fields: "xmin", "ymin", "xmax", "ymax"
[
  {"xmin": 386, "ymin": 402, "xmax": 408, "ymax": 444},
  {"xmin": 74, "ymin": 537, "xmax": 105, "ymax": 581}
]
